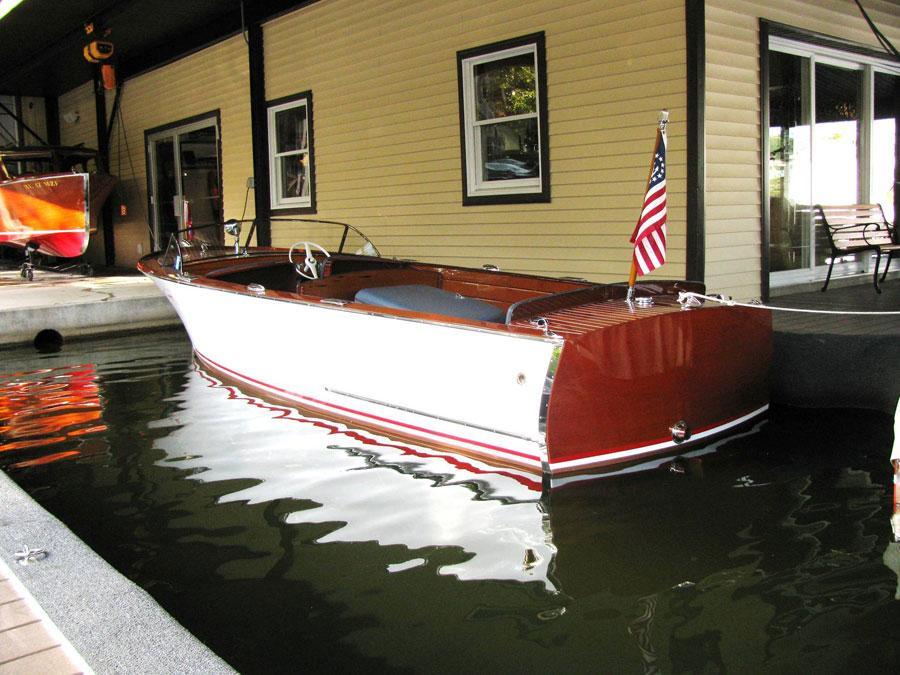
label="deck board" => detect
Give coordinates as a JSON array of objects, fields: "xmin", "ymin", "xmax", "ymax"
[{"xmin": 0, "ymin": 560, "xmax": 88, "ymax": 674}]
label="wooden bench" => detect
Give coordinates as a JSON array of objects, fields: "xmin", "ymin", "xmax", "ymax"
[{"xmin": 814, "ymin": 204, "xmax": 899, "ymax": 293}]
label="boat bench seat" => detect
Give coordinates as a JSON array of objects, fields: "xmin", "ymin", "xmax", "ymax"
[{"xmin": 355, "ymin": 284, "xmax": 506, "ymax": 323}]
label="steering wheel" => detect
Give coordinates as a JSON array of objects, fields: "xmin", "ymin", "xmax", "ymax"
[{"xmin": 288, "ymin": 241, "xmax": 331, "ymax": 280}]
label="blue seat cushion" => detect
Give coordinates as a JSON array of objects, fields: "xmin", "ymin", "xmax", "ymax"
[{"xmin": 354, "ymin": 284, "xmax": 505, "ymax": 323}]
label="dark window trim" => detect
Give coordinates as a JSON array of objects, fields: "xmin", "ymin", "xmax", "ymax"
[
  {"xmin": 144, "ymin": 109, "xmax": 221, "ymax": 138},
  {"xmin": 266, "ymin": 89, "xmax": 317, "ymax": 215},
  {"xmin": 143, "ymin": 109, "xmax": 223, "ymax": 251},
  {"xmin": 759, "ymin": 20, "xmax": 772, "ymax": 301},
  {"xmin": 456, "ymin": 31, "xmax": 550, "ymax": 206},
  {"xmin": 764, "ymin": 19, "xmax": 900, "ymax": 64}
]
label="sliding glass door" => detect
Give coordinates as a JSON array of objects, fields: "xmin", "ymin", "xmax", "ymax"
[
  {"xmin": 767, "ymin": 42, "xmax": 899, "ymax": 288},
  {"xmin": 147, "ymin": 115, "xmax": 222, "ymax": 250}
]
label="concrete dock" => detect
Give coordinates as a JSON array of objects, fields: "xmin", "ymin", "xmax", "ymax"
[
  {"xmin": 0, "ymin": 268, "xmax": 179, "ymax": 349},
  {"xmin": 0, "ymin": 470, "xmax": 234, "ymax": 674}
]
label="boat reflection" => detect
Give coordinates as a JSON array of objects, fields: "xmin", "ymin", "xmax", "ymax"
[
  {"xmin": 0, "ymin": 364, "xmax": 107, "ymax": 467},
  {"xmin": 155, "ymin": 366, "xmax": 559, "ymax": 589}
]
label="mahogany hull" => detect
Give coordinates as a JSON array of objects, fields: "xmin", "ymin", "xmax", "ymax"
[
  {"xmin": 544, "ymin": 303, "xmax": 771, "ymax": 474},
  {"xmin": 140, "ymin": 249, "xmax": 772, "ymax": 477},
  {"xmin": 0, "ymin": 173, "xmax": 90, "ymax": 257}
]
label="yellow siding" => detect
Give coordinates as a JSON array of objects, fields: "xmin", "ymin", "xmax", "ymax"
[
  {"xmin": 264, "ymin": 0, "xmax": 687, "ymax": 282},
  {"xmin": 62, "ymin": 35, "xmax": 254, "ymax": 268},
  {"xmin": 58, "ymin": 82, "xmax": 97, "ymax": 150},
  {"xmin": 706, "ymin": 0, "xmax": 900, "ymax": 298}
]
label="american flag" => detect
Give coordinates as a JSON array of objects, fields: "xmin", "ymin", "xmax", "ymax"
[{"xmin": 630, "ymin": 128, "xmax": 667, "ymax": 276}]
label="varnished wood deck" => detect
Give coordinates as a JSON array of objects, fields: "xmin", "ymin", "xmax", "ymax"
[{"xmin": 0, "ymin": 558, "xmax": 90, "ymax": 675}]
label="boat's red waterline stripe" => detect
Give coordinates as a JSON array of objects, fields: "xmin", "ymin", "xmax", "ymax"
[
  {"xmin": 195, "ymin": 350, "xmax": 543, "ymax": 465},
  {"xmin": 547, "ymin": 405, "xmax": 769, "ymax": 470}
]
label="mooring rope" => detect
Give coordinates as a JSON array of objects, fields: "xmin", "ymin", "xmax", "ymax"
[{"xmin": 677, "ymin": 291, "xmax": 900, "ymax": 316}]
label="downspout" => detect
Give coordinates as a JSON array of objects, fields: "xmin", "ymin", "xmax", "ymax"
[
  {"xmin": 93, "ymin": 68, "xmax": 115, "ymax": 266},
  {"xmin": 685, "ymin": 0, "xmax": 705, "ymax": 283},
  {"xmin": 248, "ymin": 21, "xmax": 271, "ymax": 246}
]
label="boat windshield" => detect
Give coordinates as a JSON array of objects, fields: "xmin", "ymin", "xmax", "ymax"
[
  {"xmin": 270, "ymin": 217, "xmax": 380, "ymax": 257},
  {"xmin": 157, "ymin": 217, "xmax": 380, "ymax": 272}
]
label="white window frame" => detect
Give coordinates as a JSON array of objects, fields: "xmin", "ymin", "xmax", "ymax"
[
  {"xmin": 458, "ymin": 34, "xmax": 549, "ymax": 204},
  {"xmin": 267, "ymin": 93, "xmax": 314, "ymax": 211}
]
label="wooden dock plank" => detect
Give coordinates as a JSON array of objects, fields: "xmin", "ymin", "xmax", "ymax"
[
  {"xmin": 0, "ymin": 622, "xmax": 60, "ymax": 665},
  {"xmin": 0, "ymin": 646, "xmax": 83, "ymax": 675},
  {"xmin": 0, "ymin": 560, "xmax": 90, "ymax": 674}
]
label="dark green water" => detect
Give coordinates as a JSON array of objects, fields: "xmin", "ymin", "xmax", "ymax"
[{"xmin": 1, "ymin": 330, "xmax": 898, "ymax": 673}]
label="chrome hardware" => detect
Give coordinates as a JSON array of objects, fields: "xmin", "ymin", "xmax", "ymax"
[
  {"xmin": 634, "ymin": 296, "xmax": 654, "ymax": 308},
  {"xmin": 516, "ymin": 373, "xmax": 526, "ymax": 385},
  {"xmin": 678, "ymin": 292, "xmax": 703, "ymax": 308},
  {"xmin": 482, "ymin": 264, "xmax": 500, "ymax": 271},
  {"xmin": 247, "ymin": 283, "xmax": 266, "ymax": 294},
  {"xmin": 559, "ymin": 276, "xmax": 589, "ymax": 283},
  {"xmin": 320, "ymin": 298, "xmax": 348, "ymax": 306},
  {"xmin": 670, "ymin": 420, "xmax": 690, "ymax": 444},
  {"xmin": 530, "ymin": 317, "xmax": 550, "ymax": 330},
  {"xmin": 224, "ymin": 218, "xmax": 242, "ymax": 255},
  {"xmin": 15, "ymin": 545, "xmax": 48, "ymax": 565}
]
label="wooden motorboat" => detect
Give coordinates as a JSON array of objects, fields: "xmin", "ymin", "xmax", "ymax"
[
  {"xmin": 138, "ymin": 219, "xmax": 772, "ymax": 477},
  {"xmin": 0, "ymin": 146, "xmax": 116, "ymax": 260}
]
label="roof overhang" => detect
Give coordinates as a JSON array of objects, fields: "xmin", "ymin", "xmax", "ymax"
[{"xmin": 0, "ymin": 0, "xmax": 310, "ymax": 98}]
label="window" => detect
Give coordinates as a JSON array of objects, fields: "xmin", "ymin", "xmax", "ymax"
[
  {"xmin": 765, "ymin": 31, "xmax": 899, "ymax": 288},
  {"xmin": 267, "ymin": 91, "xmax": 315, "ymax": 212},
  {"xmin": 457, "ymin": 33, "xmax": 549, "ymax": 205}
]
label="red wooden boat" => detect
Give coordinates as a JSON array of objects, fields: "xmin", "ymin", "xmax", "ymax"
[
  {"xmin": 140, "ymin": 220, "xmax": 773, "ymax": 477},
  {"xmin": 0, "ymin": 146, "xmax": 115, "ymax": 260}
]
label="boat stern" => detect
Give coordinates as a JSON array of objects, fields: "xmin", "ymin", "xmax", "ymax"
[{"xmin": 543, "ymin": 300, "xmax": 772, "ymax": 474}]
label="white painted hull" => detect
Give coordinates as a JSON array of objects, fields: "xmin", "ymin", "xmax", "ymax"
[{"xmin": 151, "ymin": 275, "xmax": 560, "ymax": 472}]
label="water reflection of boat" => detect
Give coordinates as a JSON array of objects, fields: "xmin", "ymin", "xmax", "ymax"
[
  {"xmin": 156, "ymin": 366, "xmax": 558, "ymax": 589},
  {"xmin": 140, "ymin": 219, "xmax": 771, "ymax": 478},
  {"xmin": 0, "ymin": 364, "xmax": 107, "ymax": 467}
]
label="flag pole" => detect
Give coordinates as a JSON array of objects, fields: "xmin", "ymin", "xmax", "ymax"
[{"xmin": 627, "ymin": 109, "xmax": 669, "ymax": 305}]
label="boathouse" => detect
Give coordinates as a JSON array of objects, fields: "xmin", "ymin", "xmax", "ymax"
[{"xmin": 1, "ymin": 0, "xmax": 898, "ymax": 300}]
